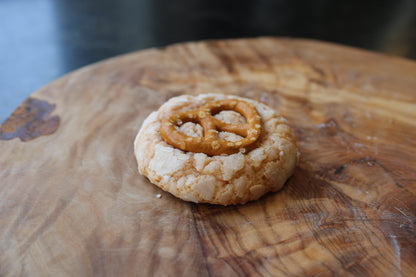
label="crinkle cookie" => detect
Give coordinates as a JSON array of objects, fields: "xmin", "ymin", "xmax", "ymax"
[{"xmin": 134, "ymin": 94, "xmax": 298, "ymax": 205}]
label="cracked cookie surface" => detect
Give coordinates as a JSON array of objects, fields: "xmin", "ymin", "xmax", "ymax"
[{"xmin": 134, "ymin": 94, "xmax": 298, "ymax": 205}]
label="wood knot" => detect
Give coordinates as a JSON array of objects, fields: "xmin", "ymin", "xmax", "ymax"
[{"xmin": 0, "ymin": 97, "xmax": 60, "ymax": 141}]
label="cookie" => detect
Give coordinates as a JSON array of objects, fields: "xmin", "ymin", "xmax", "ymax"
[{"xmin": 134, "ymin": 94, "xmax": 298, "ymax": 205}]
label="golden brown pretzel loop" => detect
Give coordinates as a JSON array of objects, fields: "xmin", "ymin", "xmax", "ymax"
[{"xmin": 160, "ymin": 99, "xmax": 262, "ymax": 155}]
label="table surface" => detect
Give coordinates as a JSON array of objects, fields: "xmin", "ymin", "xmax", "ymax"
[
  {"xmin": 0, "ymin": 37, "xmax": 415, "ymax": 276},
  {"xmin": 1, "ymin": 0, "xmax": 416, "ymax": 123}
]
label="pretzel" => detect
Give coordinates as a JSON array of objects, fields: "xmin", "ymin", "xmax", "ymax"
[{"xmin": 160, "ymin": 99, "xmax": 262, "ymax": 155}]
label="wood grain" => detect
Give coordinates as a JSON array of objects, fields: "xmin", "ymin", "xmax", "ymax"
[{"xmin": 1, "ymin": 38, "xmax": 415, "ymax": 276}]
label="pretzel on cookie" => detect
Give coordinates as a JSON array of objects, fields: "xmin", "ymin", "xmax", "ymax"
[{"xmin": 160, "ymin": 99, "xmax": 262, "ymax": 155}]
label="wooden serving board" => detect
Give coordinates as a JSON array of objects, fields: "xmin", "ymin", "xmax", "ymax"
[{"xmin": 1, "ymin": 38, "xmax": 415, "ymax": 276}]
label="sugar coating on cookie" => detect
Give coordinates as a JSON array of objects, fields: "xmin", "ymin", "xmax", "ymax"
[{"xmin": 134, "ymin": 94, "xmax": 299, "ymax": 205}]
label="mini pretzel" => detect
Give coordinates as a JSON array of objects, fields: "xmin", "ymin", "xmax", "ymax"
[{"xmin": 160, "ymin": 99, "xmax": 262, "ymax": 155}]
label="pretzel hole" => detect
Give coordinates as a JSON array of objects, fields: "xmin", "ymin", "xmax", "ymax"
[
  {"xmin": 177, "ymin": 122, "xmax": 203, "ymax": 137},
  {"xmin": 218, "ymin": 132, "xmax": 244, "ymax": 142},
  {"xmin": 214, "ymin": 110, "xmax": 247, "ymax": 124}
]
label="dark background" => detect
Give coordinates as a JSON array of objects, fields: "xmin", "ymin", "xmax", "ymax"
[{"xmin": 1, "ymin": 0, "xmax": 415, "ymax": 122}]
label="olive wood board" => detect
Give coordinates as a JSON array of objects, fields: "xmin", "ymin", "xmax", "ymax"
[{"xmin": 1, "ymin": 38, "xmax": 415, "ymax": 276}]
